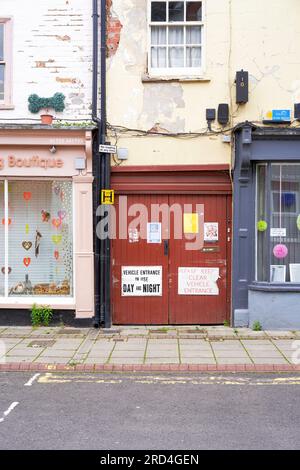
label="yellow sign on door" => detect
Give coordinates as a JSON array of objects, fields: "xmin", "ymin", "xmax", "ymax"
[
  {"xmin": 184, "ymin": 213, "xmax": 199, "ymax": 234},
  {"xmin": 101, "ymin": 189, "xmax": 115, "ymax": 205}
]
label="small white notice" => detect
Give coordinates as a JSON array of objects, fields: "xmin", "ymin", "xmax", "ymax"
[
  {"xmin": 178, "ymin": 267, "xmax": 220, "ymax": 296},
  {"xmin": 122, "ymin": 266, "xmax": 162, "ymax": 296},
  {"xmin": 147, "ymin": 223, "xmax": 162, "ymax": 244},
  {"xmin": 204, "ymin": 222, "xmax": 219, "ymax": 242},
  {"xmin": 270, "ymin": 228, "xmax": 286, "ymax": 237}
]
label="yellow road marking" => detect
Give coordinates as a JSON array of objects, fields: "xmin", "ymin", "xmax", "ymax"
[{"xmin": 38, "ymin": 373, "xmax": 300, "ymax": 386}]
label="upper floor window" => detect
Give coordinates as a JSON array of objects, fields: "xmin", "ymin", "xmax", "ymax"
[
  {"xmin": 0, "ymin": 18, "xmax": 12, "ymax": 107},
  {"xmin": 148, "ymin": 1, "xmax": 204, "ymax": 77}
]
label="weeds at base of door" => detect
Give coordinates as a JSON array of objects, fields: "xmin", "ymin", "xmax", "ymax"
[{"xmin": 252, "ymin": 320, "xmax": 262, "ymax": 332}]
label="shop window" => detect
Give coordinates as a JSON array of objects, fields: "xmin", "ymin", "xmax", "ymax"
[
  {"xmin": 256, "ymin": 163, "xmax": 300, "ymax": 283},
  {"xmin": 0, "ymin": 18, "xmax": 13, "ymax": 107},
  {"xmin": 0, "ymin": 180, "xmax": 73, "ymax": 298},
  {"xmin": 149, "ymin": 1, "xmax": 204, "ymax": 76},
  {"xmin": 0, "ymin": 181, "xmax": 4, "ymax": 296}
]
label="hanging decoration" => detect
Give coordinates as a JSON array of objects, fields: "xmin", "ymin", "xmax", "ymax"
[
  {"xmin": 1, "ymin": 267, "xmax": 11, "ymax": 275},
  {"xmin": 54, "ymin": 250, "xmax": 59, "ymax": 260},
  {"xmin": 41, "ymin": 210, "xmax": 50, "ymax": 222},
  {"xmin": 23, "ymin": 257, "xmax": 31, "ymax": 267},
  {"xmin": 257, "ymin": 220, "xmax": 268, "ymax": 232},
  {"xmin": 22, "ymin": 241, "xmax": 32, "ymax": 251},
  {"xmin": 52, "ymin": 235, "xmax": 62, "ymax": 245},
  {"xmin": 52, "ymin": 218, "xmax": 61, "ymax": 229},
  {"xmin": 25, "ymin": 223, "xmax": 29, "ymax": 234},
  {"xmin": 273, "ymin": 166, "xmax": 288, "ymax": 260},
  {"xmin": 23, "ymin": 192, "xmax": 32, "ymax": 201},
  {"xmin": 2, "ymin": 218, "xmax": 11, "ymax": 226},
  {"xmin": 273, "ymin": 244, "xmax": 288, "ymax": 259},
  {"xmin": 297, "ymin": 215, "xmax": 300, "ymax": 231},
  {"xmin": 54, "ymin": 185, "xmax": 61, "ymax": 196},
  {"xmin": 35, "ymin": 230, "xmax": 42, "ymax": 257},
  {"xmin": 58, "ymin": 210, "xmax": 66, "ymax": 220}
]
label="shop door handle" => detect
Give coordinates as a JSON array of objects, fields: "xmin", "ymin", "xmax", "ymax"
[{"xmin": 164, "ymin": 240, "xmax": 169, "ymax": 256}]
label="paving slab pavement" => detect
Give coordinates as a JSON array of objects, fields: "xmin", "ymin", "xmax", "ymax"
[{"xmin": 0, "ymin": 326, "xmax": 300, "ymax": 372}]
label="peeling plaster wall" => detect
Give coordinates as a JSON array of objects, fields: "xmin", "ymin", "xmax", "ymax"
[
  {"xmin": 107, "ymin": 0, "xmax": 300, "ymax": 166},
  {"xmin": 0, "ymin": 0, "xmax": 93, "ymax": 121}
]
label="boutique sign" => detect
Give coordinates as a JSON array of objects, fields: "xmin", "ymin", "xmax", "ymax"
[
  {"xmin": 0, "ymin": 150, "xmax": 81, "ymax": 176},
  {"xmin": 0, "ymin": 155, "xmax": 64, "ymax": 171}
]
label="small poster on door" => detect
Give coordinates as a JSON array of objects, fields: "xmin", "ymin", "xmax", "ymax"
[
  {"xmin": 147, "ymin": 223, "xmax": 162, "ymax": 244},
  {"xmin": 204, "ymin": 222, "xmax": 219, "ymax": 242},
  {"xmin": 184, "ymin": 213, "xmax": 199, "ymax": 234},
  {"xmin": 270, "ymin": 228, "xmax": 286, "ymax": 238},
  {"xmin": 178, "ymin": 267, "xmax": 220, "ymax": 296},
  {"xmin": 122, "ymin": 266, "xmax": 162, "ymax": 296}
]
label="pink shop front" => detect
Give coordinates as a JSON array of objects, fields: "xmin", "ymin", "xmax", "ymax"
[{"xmin": 0, "ymin": 126, "xmax": 94, "ymax": 319}]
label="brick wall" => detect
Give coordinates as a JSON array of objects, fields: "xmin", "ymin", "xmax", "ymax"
[
  {"xmin": 106, "ymin": 0, "xmax": 122, "ymax": 57},
  {"xmin": 0, "ymin": 0, "xmax": 93, "ymax": 122}
]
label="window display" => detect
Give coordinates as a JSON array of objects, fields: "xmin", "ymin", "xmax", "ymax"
[
  {"xmin": 256, "ymin": 163, "xmax": 300, "ymax": 283},
  {"xmin": 0, "ymin": 180, "xmax": 73, "ymax": 297},
  {"xmin": 0, "ymin": 181, "xmax": 4, "ymax": 296}
]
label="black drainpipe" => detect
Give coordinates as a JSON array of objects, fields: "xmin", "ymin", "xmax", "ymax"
[{"xmin": 92, "ymin": 0, "xmax": 111, "ymax": 328}]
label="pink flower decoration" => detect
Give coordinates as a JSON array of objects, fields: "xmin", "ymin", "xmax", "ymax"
[{"xmin": 273, "ymin": 244, "xmax": 288, "ymax": 259}]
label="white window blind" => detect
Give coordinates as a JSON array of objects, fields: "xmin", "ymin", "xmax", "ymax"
[{"xmin": 0, "ymin": 180, "xmax": 73, "ymax": 297}]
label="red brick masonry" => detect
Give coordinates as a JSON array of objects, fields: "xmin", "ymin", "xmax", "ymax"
[{"xmin": 1, "ymin": 363, "xmax": 300, "ymax": 373}]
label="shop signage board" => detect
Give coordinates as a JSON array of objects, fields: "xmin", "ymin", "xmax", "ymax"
[
  {"xmin": 121, "ymin": 266, "xmax": 162, "ymax": 296},
  {"xmin": 178, "ymin": 267, "xmax": 220, "ymax": 296}
]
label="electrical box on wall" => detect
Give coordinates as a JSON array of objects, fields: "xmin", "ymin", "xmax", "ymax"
[
  {"xmin": 295, "ymin": 103, "xmax": 300, "ymax": 121},
  {"xmin": 236, "ymin": 70, "xmax": 249, "ymax": 104},
  {"xmin": 217, "ymin": 104, "xmax": 229, "ymax": 126}
]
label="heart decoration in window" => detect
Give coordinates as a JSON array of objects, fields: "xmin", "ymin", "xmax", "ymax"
[
  {"xmin": 52, "ymin": 218, "xmax": 62, "ymax": 229},
  {"xmin": 1, "ymin": 267, "xmax": 11, "ymax": 274},
  {"xmin": 23, "ymin": 257, "xmax": 31, "ymax": 267},
  {"xmin": 23, "ymin": 192, "xmax": 32, "ymax": 201},
  {"xmin": 22, "ymin": 241, "xmax": 32, "ymax": 251},
  {"xmin": 58, "ymin": 210, "xmax": 66, "ymax": 220},
  {"xmin": 1, "ymin": 218, "xmax": 12, "ymax": 226},
  {"xmin": 52, "ymin": 235, "xmax": 62, "ymax": 245}
]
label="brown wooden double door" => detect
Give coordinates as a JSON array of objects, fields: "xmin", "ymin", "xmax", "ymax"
[{"xmin": 112, "ymin": 194, "xmax": 231, "ymax": 325}]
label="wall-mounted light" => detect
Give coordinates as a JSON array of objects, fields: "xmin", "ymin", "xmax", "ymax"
[{"xmin": 49, "ymin": 145, "xmax": 57, "ymax": 154}]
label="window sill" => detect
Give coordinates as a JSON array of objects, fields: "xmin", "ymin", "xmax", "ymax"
[
  {"xmin": 141, "ymin": 74, "xmax": 211, "ymax": 84},
  {"xmin": 0, "ymin": 104, "xmax": 15, "ymax": 110},
  {"xmin": 249, "ymin": 282, "xmax": 300, "ymax": 292}
]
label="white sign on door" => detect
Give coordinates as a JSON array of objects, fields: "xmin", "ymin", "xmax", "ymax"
[
  {"xmin": 122, "ymin": 266, "xmax": 162, "ymax": 296},
  {"xmin": 178, "ymin": 267, "xmax": 220, "ymax": 296}
]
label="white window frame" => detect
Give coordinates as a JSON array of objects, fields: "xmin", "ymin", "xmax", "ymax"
[
  {"xmin": 0, "ymin": 18, "xmax": 13, "ymax": 108},
  {"xmin": 148, "ymin": 0, "xmax": 205, "ymax": 77}
]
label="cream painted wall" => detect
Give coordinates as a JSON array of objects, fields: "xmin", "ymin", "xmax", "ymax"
[{"xmin": 107, "ymin": 0, "xmax": 300, "ymax": 167}]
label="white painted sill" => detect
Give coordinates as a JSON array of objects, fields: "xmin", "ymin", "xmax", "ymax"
[
  {"xmin": 0, "ymin": 104, "xmax": 15, "ymax": 110},
  {"xmin": 141, "ymin": 74, "xmax": 211, "ymax": 83}
]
